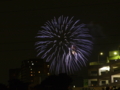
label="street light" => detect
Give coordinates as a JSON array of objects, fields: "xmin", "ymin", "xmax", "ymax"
[
  {"xmin": 113, "ymin": 52, "xmax": 117, "ymax": 55},
  {"xmin": 100, "ymin": 52, "xmax": 103, "ymax": 55},
  {"xmin": 98, "ymin": 52, "xmax": 103, "ymax": 63}
]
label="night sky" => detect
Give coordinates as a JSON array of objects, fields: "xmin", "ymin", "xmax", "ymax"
[{"xmin": 0, "ymin": 0, "xmax": 120, "ymax": 84}]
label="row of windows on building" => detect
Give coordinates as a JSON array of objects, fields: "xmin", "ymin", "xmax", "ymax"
[
  {"xmin": 30, "ymin": 71, "xmax": 41, "ymax": 73},
  {"xmin": 29, "ymin": 64, "xmax": 49, "ymax": 70},
  {"xmin": 29, "ymin": 63, "xmax": 50, "ymax": 67},
  {"xmin": 30, "ymin": 73, "xmax": 50, "ymax": 76},
  {"xmin": 27, "ymin": 61, "xmax": 49, "ymax": 66}
]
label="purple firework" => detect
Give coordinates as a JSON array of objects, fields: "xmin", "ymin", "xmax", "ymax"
[{"xmin": 35, "ymin": 16, "xmax": 93, "ymax": 74}]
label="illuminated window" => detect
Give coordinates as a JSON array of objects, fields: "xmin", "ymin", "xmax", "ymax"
[
  {"xmin": 99, "ymin": 66, "xmax": 110, "ymax": 75},
  {"xmin": 28, "ymin": 61, "xmax": 29, "ymax": 63},
  {"xmin": 38, "ymin": 71, "xmax": 40, "ymax": 73},
  {"xmin": 115, "ymin": 80, "xmax": 118, "ymax": 82},
  {"xmin": 30, "ymin": 68, "xmax": 32, "ymax": 70},
  {"xmin": 32, "ymin": 63, "xmax": 34, "ymax": 65},
  {"xmin": 73, "ymin": 85, "xmax": 75, "ymax": 88},
  {"xmin": 30, "ymin": 74, "xmax": 33, "ymax": 76},
  {"xmin": 30, "ymin": 71, "xmax": 33, "ymax": 73},
  {"xmin": 47, "ymin": 73, "xmax": 50, "ymax": 75},
  {"xmin": 47, "ymin": 65, "xmax": 49, "ymax": 68}
]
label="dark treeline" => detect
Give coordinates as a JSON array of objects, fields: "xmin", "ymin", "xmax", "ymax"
[{"xmin": 0, "ymin": 73, "xmax": 73, "ymax": 90}]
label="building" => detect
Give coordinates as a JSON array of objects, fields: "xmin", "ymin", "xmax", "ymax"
[
  {"xmin": 88, "ymin": 50, "xmax": 120, "ymax": 86},
  {"xmin": 21, "ymin": 58, "xmax": 50, "ymax": 85}
]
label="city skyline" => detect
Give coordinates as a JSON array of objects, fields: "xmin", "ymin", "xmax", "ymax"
[{"xmin": 0, "ymin": 0, "xmax": 120, "ymax": 84}]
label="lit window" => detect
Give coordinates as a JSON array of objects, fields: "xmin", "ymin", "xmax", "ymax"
[
  {"xmin": 100, "ymin": 66, "xmax": 110, "ymax": 71},
  {"xmin": 30, "ymin": 68, "xmax": 32, "ymax": 70},
  {"xmin": 47, "ymin": 73, "xmax": 50, "ymax": 75},
  {"xmin": 28, "ymin": 61, "xmax": 29, "ymax": 63},
  {"xmin": 38, "ymin": 71, "xmax": 40, "ymax": 73},
  {"xmin": 32, "ymin": 63, "xmax": 34, "ymax": 65},
  {"xmin": 30, "ymin": 71, "xmax": 33, "ymax": 73},
  {"xmin": 30, "ymin": 74, "xmax": 33, "ymax": 76},
  {"xmin": 47, "ymin": 65, "xmax": 49, "ymax": 68},
  {"xmin": 73, "ymin": 85, "xmax": 75, "ymax": 88},
  {"xmin": 115, "ymin": 80, "xmax": 118, "ymax": 82}
]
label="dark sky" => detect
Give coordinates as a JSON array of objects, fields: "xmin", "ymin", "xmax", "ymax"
[{"xmin": 0, "ymin": 0, "xmax": 120, "ymax": 84}]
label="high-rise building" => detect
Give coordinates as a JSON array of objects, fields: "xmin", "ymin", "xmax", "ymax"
[{"xmin": 21, "ymin": 58, "xmax": 50, "ymax": 85}]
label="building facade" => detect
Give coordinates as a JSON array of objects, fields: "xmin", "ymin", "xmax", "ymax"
[
  {"xmin": 21, "ymin": 58, "xmax": 50, "ymax": 85},
  {"xmin": 88, "ymin": 50, "xmax": 120, "ymax": 86}
]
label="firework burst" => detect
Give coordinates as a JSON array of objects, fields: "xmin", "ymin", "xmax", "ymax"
[{"xmin": 35, "ymin": 16, "xmax": 93, "ymax": 74}]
